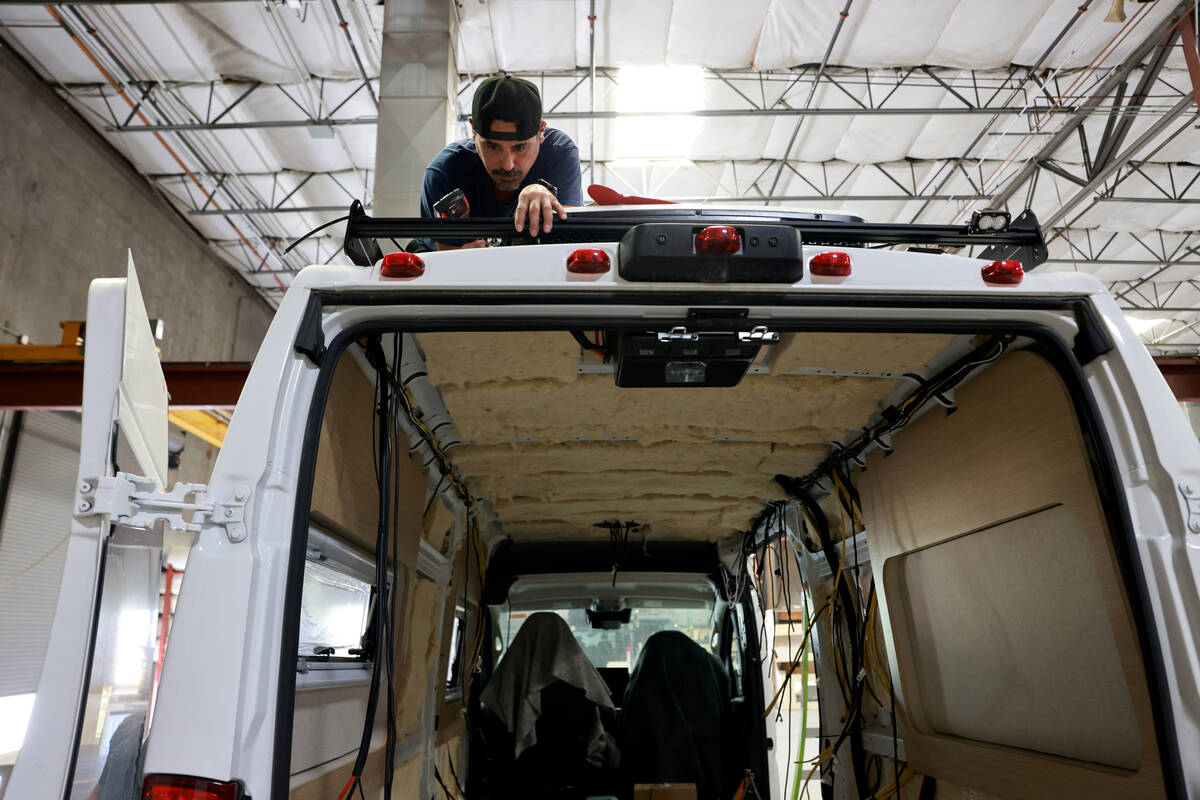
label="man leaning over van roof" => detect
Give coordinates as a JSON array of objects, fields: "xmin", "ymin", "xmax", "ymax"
[{"xmin": 419, "ymin": 76, "xmax": 583, "ymax": 249}]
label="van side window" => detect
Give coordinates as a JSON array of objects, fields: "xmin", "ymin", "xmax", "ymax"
[
  {"xmin": 297, "ymin": 526, "xmax": 390, "ymax": 677},
  {"xmin": 444, "ymin": 607, "xmax": 467, "ymax": 700},
  {"xmin": 728, "ymin": 604, "xmax": 747, "ymax": 698}
]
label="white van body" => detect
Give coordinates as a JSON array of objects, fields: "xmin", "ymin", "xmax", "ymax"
[{"xmin": 7, "ymin": 207, "xmax": 1200, "ymax": 800}]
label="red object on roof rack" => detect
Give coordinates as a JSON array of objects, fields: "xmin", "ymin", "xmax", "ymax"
[{"xmin": 587, "ymin": 184, "xmax": 676, "ymax": 206}]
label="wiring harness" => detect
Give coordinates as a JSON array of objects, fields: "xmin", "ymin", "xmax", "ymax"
[
  {"xmin": 338, "ymin": 334, "xmax": 475, "ymax": 800},
  {"xmin": 746, "ymin": 336, "xmax": 1015, "ymax": 799}
]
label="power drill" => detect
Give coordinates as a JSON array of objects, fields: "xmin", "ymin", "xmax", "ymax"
[
  {"xmin": 433, "ymin": 188, "xmax": 502, "ymax": 246},
  {"xmin": 433, "ymin": 187, "xmax": 469, "ymax": 219}
]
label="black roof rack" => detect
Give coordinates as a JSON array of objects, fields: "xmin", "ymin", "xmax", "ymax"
[{"xmin": 338, "ymin": 200, "xmax": 1048, "ymax": 268}]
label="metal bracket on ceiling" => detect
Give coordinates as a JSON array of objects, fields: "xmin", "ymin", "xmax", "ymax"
[
  {"xmin": 657, "ymin": 326, "xmax": 699, "ymax": 342},
  {"xmin": 737, "ymin": 325, "xmax": 781, "ymax": 344}
]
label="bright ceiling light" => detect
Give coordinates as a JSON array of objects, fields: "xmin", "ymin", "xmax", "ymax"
[
  {"xmin": 614, "ymin": 66, "xmax": 704, "ymax": 160},
  {"xmin": 1125, "ymin": 315, "xmax": 1170, "ymax": 335}
]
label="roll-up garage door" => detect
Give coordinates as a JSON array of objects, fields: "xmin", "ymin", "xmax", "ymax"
[{"xmin": 0, "ymin": 411, "xmax": 80, "ymax": 697}]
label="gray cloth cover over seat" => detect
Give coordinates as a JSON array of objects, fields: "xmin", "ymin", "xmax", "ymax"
[{"xmin": 480, "ymin": 611, "xmax": 619, "ymax": 767}]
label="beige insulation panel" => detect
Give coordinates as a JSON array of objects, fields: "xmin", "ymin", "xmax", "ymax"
[
  {"xmin": 859, "ymin": 350, "xmax": 1163, "ymax": 799},
  {"xmin": 769, "ymin": 331, "xmax": 953, "ymax": 375},
  {"xmin": 397, "ymin": 576, "xmax": 444, "ymax": 737},
  {"xmin": 310, "ymin": 357, "xmax": 380, "ymax": 545},
  {"xmin": 420, "ymin": 331, "xmax": 953, "ymax": 541},
  {"xmin": 311, "ymin": 357, "xmax": 428, "ymax": 572}
]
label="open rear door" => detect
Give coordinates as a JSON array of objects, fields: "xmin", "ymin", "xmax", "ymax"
[{"xmin": 7, "ymin": 253, "xmax": 168, "ymax": 799}]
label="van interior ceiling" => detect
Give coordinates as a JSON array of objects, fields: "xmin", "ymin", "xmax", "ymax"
[{"xmin": 286, "ymin": 323, "xmax": 1166, "ymax": 800}]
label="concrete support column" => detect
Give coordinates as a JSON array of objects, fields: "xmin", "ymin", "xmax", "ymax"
[{"xmin": 373, "ymin": 0, "xmax": 457, "ymax": 217}]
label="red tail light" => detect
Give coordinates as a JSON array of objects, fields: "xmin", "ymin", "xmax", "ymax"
[
  {"xmin": 982, "ymin": 259, "xmax": 1023, "ymax": 285},
  {"xmin": 695, "ymin": 225, "xmax": 740, "ymax": 255},
  {"xmin": 142, "ymin": 774, "xmax": 242, "ymax": 800},
  {"xmin": 567, "ymin": 248, "xmax": 611, "ymax": 274},
  {"xmin": 809, "ymin": 250, "xmax": 851, "ymax": 277},
  {"xmin": 380, "ymin": 252, "xmax": 425, "ymax": 279}
]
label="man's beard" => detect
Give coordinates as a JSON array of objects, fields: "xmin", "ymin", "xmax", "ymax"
[{"xmin": 491, "ymin": 169, "xmax": 522, "ymax": 191}]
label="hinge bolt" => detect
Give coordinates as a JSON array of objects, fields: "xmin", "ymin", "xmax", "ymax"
[
  {"xmin": 78, "ymin": 500, "xmax": 92, "ymax": 512},
  {"xmin": 79, "ymin": 481, "xmax": 93, "ymax": 494},
  {"xmin": 225, "ymin": 508, "xmax": 233, "ymax": 518},
  {"xmin": 1183, "ymin": 483, "xmax": 1195, "ymax": 496},
  {"xmin": 1190, "ymin": 519, "xmax": 1200, "ymax": 534},
  {"xmin": 234, "ymin": 489, "xmax": 248, "ymax": 502}
]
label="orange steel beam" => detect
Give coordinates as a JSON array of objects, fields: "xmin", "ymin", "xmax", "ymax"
[{"xmin": 0, "ymin": 321, "xmax": 85, "ymax": 362}]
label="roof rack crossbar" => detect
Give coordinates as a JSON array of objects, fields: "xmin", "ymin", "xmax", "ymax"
[{"xmin": 339, "ymin": 206, "xmax": 1048, "ymax": 268}]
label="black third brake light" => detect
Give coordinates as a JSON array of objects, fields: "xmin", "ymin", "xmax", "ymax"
[{"xmin": 618, "ymin": 223, "xmax": 803, "ymax": 283}]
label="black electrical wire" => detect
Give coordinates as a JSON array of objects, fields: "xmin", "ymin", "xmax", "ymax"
[
  {"xmin": 385, "ymin": 334, "xmax": 405, "ymax": 797},
  {"xmin": 447, "ymin": 750, "xmax": 466, "ymax": 796},
  {"xmin": 433, "ymin": 766, "xmax": 456, "ymax": 799},
  {"xmin": 343, "ymin": 346, "xmax": 390, "ymax": 799},
  {"xmin": 794, "ymin": 489, "xmax": 869, "ymax": 798},
  {"xmin": 570, "ymin": 329, "xmax": 607, "ymax": 357},
  {"xmin": 283, "ymin": 214, "xmax": 352, "ymax": 255},
  {"xmin": 424, "ymin": 473, "xmax": 449, "ymax": 518},
  {"xmin": 776, "ymin": 334, "xmax": 1012, "ymax": 498},
  {"xmin": 886, "ymin": 587, "xmax": 902, "ymax": 799},
  {"xmin": 865, "ymin": 754, "xmax": 883, "ymax": 798},
  {"xmin": 779, "ymin": 537, "xmax": 794, "ymax": 797},
  {"xmin": 772, "ymin": 601, "xmax": 829, "ymax": 705},
  {"xmin": 344, "ymin": 334, "xmax": 408, "ymax": 800}
]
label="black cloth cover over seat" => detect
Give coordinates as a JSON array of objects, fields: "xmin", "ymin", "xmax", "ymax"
[
  {"xmin": 619, "ymin": 630, "xmax": 735, "ymax": 799},
  {"xmin": 478, "ymin": 681, "xmax": 617, "ymax": 798}
]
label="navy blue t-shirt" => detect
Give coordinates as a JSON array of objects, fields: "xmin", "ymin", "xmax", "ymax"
[{"xmin": 419, "ymin": 128, "xmax": 582, "ymax": 244}]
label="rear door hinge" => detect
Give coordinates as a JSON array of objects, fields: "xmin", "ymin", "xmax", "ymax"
[
  {"xmin": 1179, "ymin": 480, "xmax": 1200, "ymax": 535},
  {"xmin": 78, "ymin": 472, "xmax": 250, "ymax": 543}
]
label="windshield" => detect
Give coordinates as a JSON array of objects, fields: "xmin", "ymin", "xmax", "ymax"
[{"xmin": 496, "ymin": 604, "xmax": 716, "ymax": 669}]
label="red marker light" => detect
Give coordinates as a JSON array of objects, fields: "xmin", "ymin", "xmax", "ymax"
[
  {"xmin": 809, "ymin": 251, "xmax": 852, "ymax": 277},
  {"xmin": 695, "ymin": 226, "xmax": 740, "ymax": 256},
  {"xmin": 982, "ymin": 259, "xmax": 1023, "ymax": 285},
  {"xmin": 380, "ymin": 252, "xmax": 425, "ymax": 279},
  {"xmin": 142, "ymin": 773, "xmax": 242, "ymax": 800},
  {"xmin": 567, "ymin": 248, "xmax": 611, "ymax": 274}
]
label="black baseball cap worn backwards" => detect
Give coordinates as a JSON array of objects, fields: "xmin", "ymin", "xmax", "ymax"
[{"xmin": 472, "ymin": 76, "xmax": 542, "ymax": 141}]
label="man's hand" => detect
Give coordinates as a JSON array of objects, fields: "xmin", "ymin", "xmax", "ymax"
[{"xmin": 514, "ymin": 183, "xmax": 566, "ymax": 234}]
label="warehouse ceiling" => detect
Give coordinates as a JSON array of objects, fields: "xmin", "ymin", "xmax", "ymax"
[{"xmin": 1, "ymin": 0, "xmax": 1198, "ymax": 350}]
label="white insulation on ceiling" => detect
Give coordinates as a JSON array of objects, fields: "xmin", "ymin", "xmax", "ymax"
[
  {"xmin": 457, "ymin": 0, "xmax": 1194, "ymax": 73},
  {"xmin": 1, "ymin": 0, "xmax": 1197, "ymax": 345}
]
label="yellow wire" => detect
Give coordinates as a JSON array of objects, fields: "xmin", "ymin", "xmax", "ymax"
[
  {"xmin": 875, "ymin": 767, "xmax": 917, "ymax": 800},
  {"xmin": 795, "ymin": 470, "xmax": 914, "ymax": 800},
  {"xmin": 465, "ymin": 515, "xmax": 488, "ymax": 671},
  {"xmin": 861, "ymin": 592, "xmax": 892, "ymax": 697},
  {"xmin": 764, "ymin": 590, "xmax": 831, "ymax": 716},
  {"xmin": 396, "ymin": 379, "xmax": 468, "ymax": 500},
  {"xmin": 770, "ymin": 502, "xmax": 848, "ymax": 716}
]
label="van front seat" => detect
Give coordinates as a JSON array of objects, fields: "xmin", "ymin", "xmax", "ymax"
[
  {"xmin": 478, "ymin": 612, "xmax": 620, "ymax": 798},
  {"xmin": 619, "ymin": 630, "xmax": 735, "ymax": 800}
]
